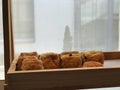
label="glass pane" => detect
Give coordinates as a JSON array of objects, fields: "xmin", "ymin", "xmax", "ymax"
[
  {"xmin": 12, "ymin": 0, "xmax": 35, "ymax": 42},
  {"xmin": 11, "ymin": 0, "xmax": 120, "ymax": 89},
  {"xmin": 11, "ymin": 0, "xmax": 120, "ymax": 69},
  {"xmin": 0, "ymin": 0, "xmax": 4, "ymax": 80},
  {"xmin": 75, "ymin": 0, "xmax": 119, "ymax": 51},
  {"xmin": 12, "ymin": 0, "xmax": 120, "ymax": 55}
]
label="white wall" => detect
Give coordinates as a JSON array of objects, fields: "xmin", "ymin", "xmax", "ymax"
[{"xmin": 34, "ymin": 0, "xmax": 74, "ymax": 53}]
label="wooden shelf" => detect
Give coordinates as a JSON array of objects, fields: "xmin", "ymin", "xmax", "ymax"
[{"xmin": 7, "ymin": 52, "xmax": 120, "ymax": 90}]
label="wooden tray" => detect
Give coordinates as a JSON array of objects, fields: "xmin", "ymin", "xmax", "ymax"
[{"xmin": 7, "ymin": 52, "xmax": 120, "ymax": 90}]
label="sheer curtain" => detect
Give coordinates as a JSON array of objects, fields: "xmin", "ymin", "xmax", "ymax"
[
  {"xmin": 12, "ymin": 0, "xmax": 35, "ymax": 42},
  {"xmin": 74, "ymin": 0, "xmax": 119, "ymax": 51},
  {"xmin": 33, "ymin": 0, "xmax": 120, "ymax": 53},
  {"xmin": 12, "ymin": 0, "xmax": 35, "ymax": 54}
]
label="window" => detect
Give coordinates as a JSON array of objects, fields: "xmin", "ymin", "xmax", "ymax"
[
  {"xmin": 1, "ymin": 0, "xmax": 120, "ymax": 80},
  {"xmin": 12, "ymin": 0, "xmax": 35, "ymax": 55},
  {"xmin": 74, "ymin": 0, "xmax": 119, "ymax": 51},
  {"xmin": 0, "ymin": 0, "xmax": 35, "ymax": 80},
  {"xmin": 0, "ymin": 0, "xmax": 4, "ymax": 80},
  {"xmin": 15, "ymin": 0, "xmax": 120, "ymax": 53},
  {"xmin": 1, "ymin": 0, "xmax": 120, "ymax": 89},
  {"xmin": 11, "ymin": 0, "xmax": 120, "ymax": 56},
  {"xmin": 12, "ymin": 0, "xmax": 35, "ymax": 42}
]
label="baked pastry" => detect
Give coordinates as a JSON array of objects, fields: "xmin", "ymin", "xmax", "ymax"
[
  {"xmin": 60, "ymin": 53, "xmax": 82, "ymax": 68},
  {"xmin": 16, "ymin": 51, "xmax": 104, "ymax": 70},
  {"xmin": 20, "ymin": 51, "xmax": 38, "ymax": 57},
  {"xmin": 21, "ymin": 59, "xmax": 43, "ymax": 70},
  {"xmin": 60, "ymin": 51, "xmax": 79, "ymax": 56},
  {"xmin": 84, "ymin": 51, "xmax": 104, "ymax": 64},
  {"xmin": 16, "ymin": 56, "xmax": 38, "ymax": 70},
  {"xmin": 40, "ymin": 52, "xmax": 60, "ymax": 69},
  {"xmin": 83, "ymin": 61, "xmax": 103, "ymax": 67}
]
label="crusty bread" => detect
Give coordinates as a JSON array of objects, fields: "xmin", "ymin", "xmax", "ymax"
[
  {"xmin": 83, "ymin": 61, "xmax": 103, "ymax": 67},
  {"xmin": 16, "ymin": 56, "xmax": 38, "ymax": 70},
  {"xmin": 40, "ymin": 52, "xmax": 60, "ymax": 69},
  {"xmin": 60, "ymin": 51, "xmax": 79, "ymax": 56},
  {"xmin": 84, "ymin": 51, "xmax": 104, "ymax": 64},
  {"xmin": 20, "ymin": 51, "xmax": 38, "ymax": 57},
  {"xmin": 16, "ymin": 51, "xmax": 104, "ymax": 70},
  {"xmin": 21, "ymin": 59, "xmax": 43, "ymax": 70},
  {"xmin": 61, "ymin": 53, "xmax": 82, "ymax": 68}
]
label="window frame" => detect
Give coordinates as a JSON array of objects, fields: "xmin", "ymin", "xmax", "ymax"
[{"xmin": 2, "ymin": 0, "xmax": 14, "ymax": 88}]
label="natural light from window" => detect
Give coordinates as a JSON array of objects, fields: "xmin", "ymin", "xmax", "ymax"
[
  {"xmin": 0, "ymin": 0, "xmax": 120, "ymax": 81},
  {"xmin": 0, "ymin": 0, "xmax": 4, "ymax": 80},
  {"xmin": 12, "ymin": 0, "xmax": 120, "ymax": 54}
]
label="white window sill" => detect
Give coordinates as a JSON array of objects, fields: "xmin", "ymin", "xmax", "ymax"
[
  {"xmin": 83, "ymin": 87, "xmax": 120, "ymax": 90},
  {"xmin": 0, "ymin": 66, "xmax": 5, "ymax": 80}
]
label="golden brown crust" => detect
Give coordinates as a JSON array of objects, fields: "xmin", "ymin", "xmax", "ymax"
[
  {"xmin": 61, "ymin": 54, "xmax": 82, "ymax": 68},
  {"xmin": 21, "ymin": 59, "xmax": 43, "ymax": 70},
  {"xmin": 84, "ymin": 51, "xmax": 104, "ymax": 64},
  {"xmin": 16, "ymin": 51, "xmax": 104, "ymax": 70},
  {"xmin": 83, "ymin": 61, "xmax": 103, "ymax": 67},
  {"xmin": 20, "ymin": 51, "xmax": 38, "ymax": 57},
  {"xmin": 42, "ymin": 59, "xmax": 59, "ymax": 69},
  {"xmin": 60, "ymin": 51, "xmax": 79, "ymax": 56},
  {"xmin": 16, "ymin": 56, "xmax": 38, "ymax": 70},
  {"xmin": 40, "ymin": 52, "xmax": 60, "ymax": 69}
]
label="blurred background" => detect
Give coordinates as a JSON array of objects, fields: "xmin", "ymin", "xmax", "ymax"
[{"xmin": 0, "ymin": 0, "xmax": 120, "ymax": 82}]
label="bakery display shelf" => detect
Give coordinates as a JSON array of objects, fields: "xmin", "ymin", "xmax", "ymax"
[{"xmin": 7, "ymin": 51, "xmax": 120, "ymax": 90}]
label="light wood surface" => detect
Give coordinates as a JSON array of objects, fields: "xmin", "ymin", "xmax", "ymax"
[{"xmin": 104, "ymin": 51, "xmax": 120, "ymax": 60}]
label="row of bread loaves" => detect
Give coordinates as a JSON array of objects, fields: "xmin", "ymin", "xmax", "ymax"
[{"xmin": 16, "ymin": 51, "xmax": 104, "ymax": 70}]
